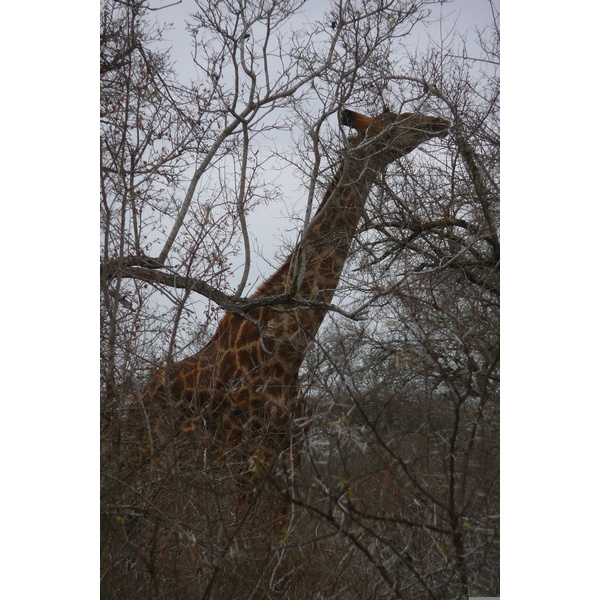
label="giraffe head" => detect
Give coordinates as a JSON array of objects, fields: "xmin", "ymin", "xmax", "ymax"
[{"xmin": 340, "ymin": 108, "xmax": 449, "ymax": 169}]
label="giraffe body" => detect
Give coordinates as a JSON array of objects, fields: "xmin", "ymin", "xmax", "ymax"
[{"xmin": 134, "ymin": 109, "xmax": 450, "ymax": 473}]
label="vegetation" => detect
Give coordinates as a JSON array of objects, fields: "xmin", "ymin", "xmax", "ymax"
[{"xmin": 100, "ymin": 1, "xmax": 499, "ymax": 597}]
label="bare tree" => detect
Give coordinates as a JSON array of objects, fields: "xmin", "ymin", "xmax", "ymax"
[
  {"xmin": 101, "ymin": 1, "xmax": 499, "ymax": 598},
  {"xmin": 298, "ymin": 9, "xmax": 499, "ymax": 597}
]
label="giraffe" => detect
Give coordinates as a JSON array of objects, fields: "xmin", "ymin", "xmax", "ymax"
[{"xmin": 131, "ymin": 108, "xmax": 450, "ymax": 486}]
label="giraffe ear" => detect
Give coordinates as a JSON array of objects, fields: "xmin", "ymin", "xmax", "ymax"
[
  {"xmin": 340, "ymin": 108, "xmax": 374, "ymax": 133},
  {"xmin": 340, "ymin": 108, "xmax": 354, "ymax": 127}
]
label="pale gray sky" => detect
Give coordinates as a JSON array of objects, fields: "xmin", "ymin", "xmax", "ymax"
[{"xmin": 149, "ymin": 0, "xmax": 499, "ymax": 295}]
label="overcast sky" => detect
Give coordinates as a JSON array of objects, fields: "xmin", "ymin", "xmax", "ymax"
[{"xmin": 147, "ymin": 0, "xmax": 500, "ymax": 295}]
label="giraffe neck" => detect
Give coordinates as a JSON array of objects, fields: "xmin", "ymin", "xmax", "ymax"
[
  {"xmin": 146, "ymin": 141, "xmax": 390, "ymax": 421},
  {"xmin": 136, "ymin": 162, "xmax": 377, "ymax": 464},
  {"xmin": 254, "ymin": 158, "xmax": 374, "ymax": 313},
  {"xmin": 188, "ymin": 159, "xmax": 376, "ymax": 418}
]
